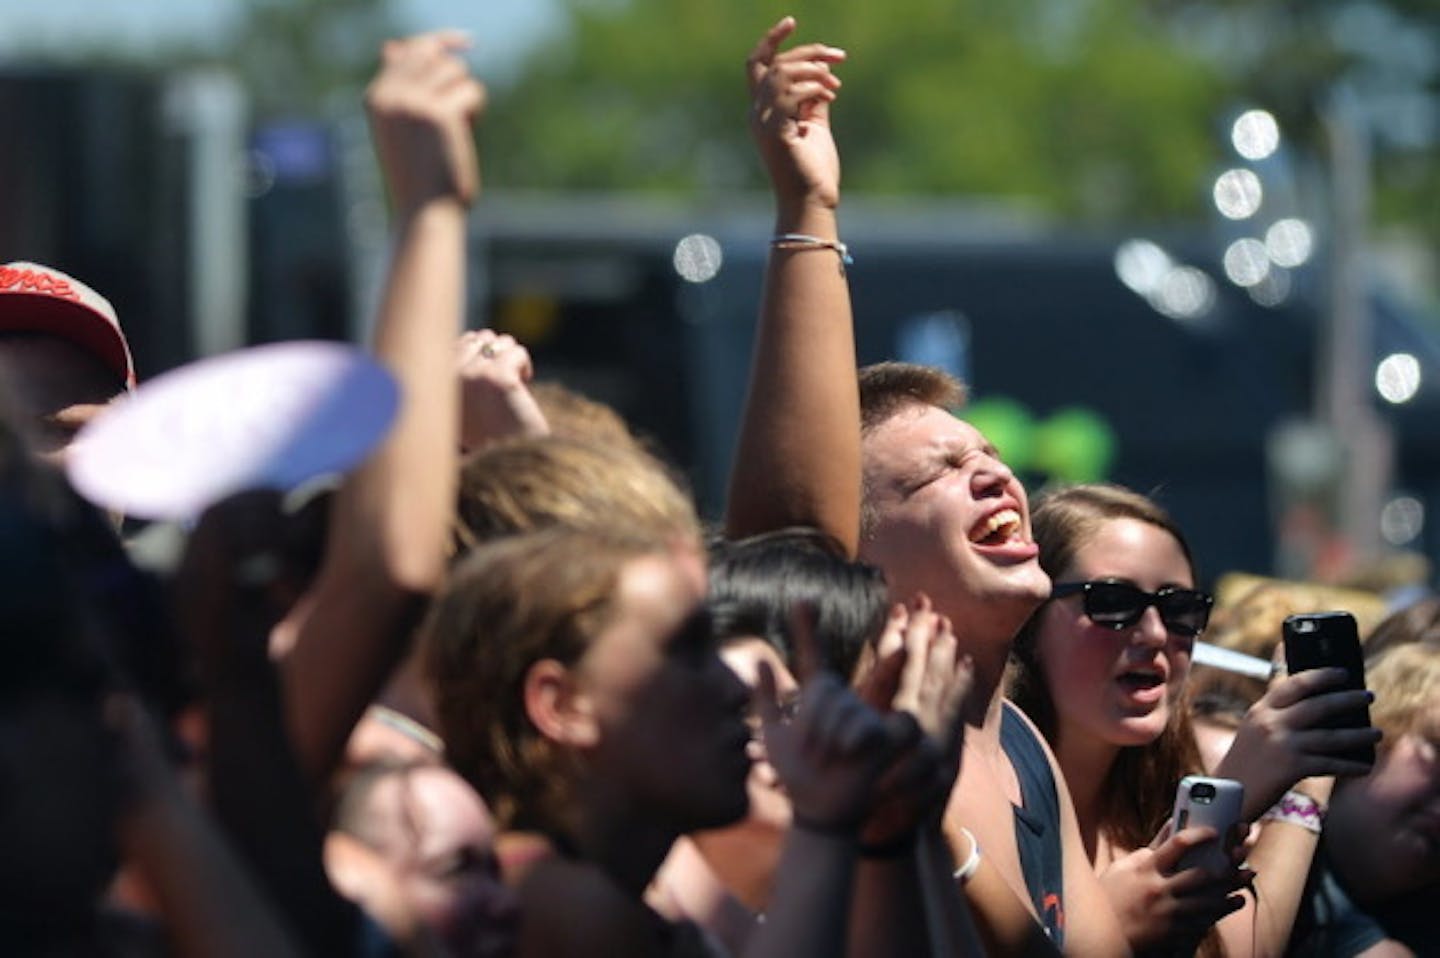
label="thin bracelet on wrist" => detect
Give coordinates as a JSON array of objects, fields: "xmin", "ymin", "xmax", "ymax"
[
  {"xmin": 770, "ymin": 232, "xmax": 853, "ymax": 269},
  {"xmin": 952, "ymin": 827, "xmax": 981, "ymax": 884}
]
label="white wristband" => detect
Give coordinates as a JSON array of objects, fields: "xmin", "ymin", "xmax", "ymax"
[{"xmin": 952, "ymin": 827, "xmax": 981, "ymax": 884}]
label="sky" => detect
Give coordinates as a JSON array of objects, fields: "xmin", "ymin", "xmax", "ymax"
[{"xmin": 0, "ymin": 0, "xmax": 564, "ymax": 79}]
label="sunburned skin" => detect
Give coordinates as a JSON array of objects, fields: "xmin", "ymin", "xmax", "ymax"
[
  {"xmin": 1037, "ymin": 518, "xmax": 1196, "ymax": 752},
  {"xmin": 861, "ymin": 405, "xmax": 1048, "ymax": 660}
]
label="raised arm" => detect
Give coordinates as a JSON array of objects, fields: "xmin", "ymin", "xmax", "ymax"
[
  {"xmin": 1211, "ymin": 666, "xmax": 1381, "ymax": 956},
  {"xmin": 850, "ymin": 595, "xmax": 987, "ymax": 957},
  {"xmin": 279, "ymin": 31, "xmax": 484, "ymax": 785},
  {"xmin": 178, "ymin": 491, "xmax": 369, "ymax": 955},
  {"xmin": 113, "ymin": 694, "xmax": 304, "ymax": 958},
  {"xmin": 724, "ymin": 17, "xmax": 860, "ymax": 554}
]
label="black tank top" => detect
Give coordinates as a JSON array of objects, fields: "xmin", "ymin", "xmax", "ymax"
[{"xmin": 1000, "ymin": 702, "xmax": 1066, "ymax": 946}]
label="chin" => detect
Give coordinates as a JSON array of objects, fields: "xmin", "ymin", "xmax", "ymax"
[
  {"xmin": 696, "ymin": 787, "xmax": 752, "ymax": 833},
  {"xmin": 1112, "ymin": 715, "xmax": 1168, "ymax": 747}
]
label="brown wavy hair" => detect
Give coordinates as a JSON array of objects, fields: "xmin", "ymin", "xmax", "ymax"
[
  {"xmin": 1010, "ymin": 483, "xmax": 1206, "ymax": 851},
  {"xmin": 427, "ymin": 526, "xmax": 674, "ymax": 831}
]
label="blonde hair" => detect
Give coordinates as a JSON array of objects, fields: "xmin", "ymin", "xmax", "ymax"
[
  {"xmin": 1366, "ymin": 643, "xmax": 1440, "ymax": 754},
  {"xmin": 454, "ymin": 436, "xmax": 699, "ymax": 554},
  {"xmin": 530, "ymin": 381, "xmax": 638, "ymax": 448}
]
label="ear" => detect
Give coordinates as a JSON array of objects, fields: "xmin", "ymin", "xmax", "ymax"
[{"xmin": 523, "ymin": 659, "xmax": 600, "ymax": 749}]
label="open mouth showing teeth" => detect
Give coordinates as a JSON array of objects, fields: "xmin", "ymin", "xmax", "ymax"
[{"xmin": 971, "ymin": 508, "xmax": 1022, "ymax": 546}]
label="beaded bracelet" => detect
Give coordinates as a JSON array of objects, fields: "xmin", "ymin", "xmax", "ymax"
[
  {"xmin": 771, "ymin": 232, "xmax": 853, "ymax": 269},
  {"xmin": 952, "ymin": 827, "xmax": 981, "ymax": 884},
  {"xmin": 1259, "ymin": 790, "xmax": 1326, "ymax": 834}
]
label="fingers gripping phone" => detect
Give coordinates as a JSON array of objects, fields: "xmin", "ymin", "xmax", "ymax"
[
  {"xmin": 1282, "ymin": 611, "xmax": 1376, "ymax": 766},
  {"xmin": 1171, "ymin": 775, "xmax": 1245, "ymax": 875}
]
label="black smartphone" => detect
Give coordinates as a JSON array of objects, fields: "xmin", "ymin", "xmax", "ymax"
[{"xmin": 1282, "ymin": 611, "xmax": 1375, "ymax": 766}]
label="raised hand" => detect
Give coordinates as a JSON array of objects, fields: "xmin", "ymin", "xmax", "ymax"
[
  {"xmin": 1100, "ymin": 826, "xmax": 1249, "ymax": 954},
  {"xmin": 853, "ymin": 594, "xmax": 976, "ymax": 848},
  {"xmin": 746, "ymin": 17, "xmax": 846, "ymax": 212},
  {"xmin": 757, "ymin": 604, "xmax": 915, "ymax": 833},
  {"xmin": 1215, "ymin": 666, "xmax": 1381, "ymax": 820},
  {"xmin": 365, "ymin": 31, "xmax": 486, "ymax": 213},
  {"xmin": 456, "ymin": 329, "xmax": 549, "ymax": 451}
]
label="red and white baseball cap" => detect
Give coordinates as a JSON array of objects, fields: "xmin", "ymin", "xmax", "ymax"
[{"xmin": 0, "ymin": 261, "xmax": 136, "ymax": 390}]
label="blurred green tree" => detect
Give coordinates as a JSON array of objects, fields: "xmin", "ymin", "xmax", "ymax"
[
  {"xmin": 225, "ymin": 0, "xmax": 397, "ymax": 118},
  {"xmin": 483, "ymin": 0, "xmax": 1232, "ymax": 223}
]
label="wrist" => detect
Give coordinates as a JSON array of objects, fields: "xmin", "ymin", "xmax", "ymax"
[
  {"xmin": 1293, "ymin": 776, "xmax": 1335, "ymax": 804},
  {"xmin": 773, "ymin": 199, "xmax": 839, "ymax": 236},
  {"xmin": 858, "ymin": 830, "xmax": 917, "ymax": 860},
  {"xmin": 393, "ymin": 194, "xmax": 469, "ymax": 227},
  {"xmin": 1259, "ymin": 789, "xmax": 1327, "ymax": 835},
  {"xmin": 791, "ymin": 811, "xmax": 863, "ymax": 839}
]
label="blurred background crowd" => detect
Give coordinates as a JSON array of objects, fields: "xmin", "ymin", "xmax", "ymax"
[{"xmin": 4, "ymin": 0, "xmax": 1440, "ymax": 594}]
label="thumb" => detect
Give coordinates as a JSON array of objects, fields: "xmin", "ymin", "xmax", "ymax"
[
  {"xmin": 858, "ymin": 643, "xmax": 907, "ymax": 711},
  {"xmin": 755, "ymin": 659, "xmax": 783, "ymax": 729}
]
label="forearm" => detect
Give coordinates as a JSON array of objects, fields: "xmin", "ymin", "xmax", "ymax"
[
  {"xmin": 1220, "ymin": 780, "xmax": 1333, "ymax": 958},
  {"xmin": 283, "ymin": 199, "xmax": 465, "ymax": 782},
  {"xmin": 209, "ymin": 664, "xmax": 362, "ymax": 953},
  {"xmin": 725, "ymin": 198, "xmax": 860, "ymax": 553},
  {"xmin": 346, "ymin": 198, "xmax": 466, "ymax": 590},
  {"xmin": 123, "ymin": 789, "xmax": 303, "ymax": 958},
  {"xmin": 744, "ymin": 825, "xmax": 857, "ymax": 958},
  {"xmin": 847, "ymin": 841, "xmax": 928, "ymax": 957},
  {"xmin": 917, "ymin": 824, "xmax": 986, "ymax": 957}
]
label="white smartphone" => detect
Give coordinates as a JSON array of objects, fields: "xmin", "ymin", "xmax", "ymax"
[{"xmin": 1170, "ymin": 775, "xmax": 1244, "ymax": 875}]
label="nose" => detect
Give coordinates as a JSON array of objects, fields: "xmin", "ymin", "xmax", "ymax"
[
  {"xmin": 971, "ymin": 453, "xmax": 1016, "ymax": 497},
  {"xmin": 1130, "ymin": 606, "xmax": 1169, "ymax": 650}
]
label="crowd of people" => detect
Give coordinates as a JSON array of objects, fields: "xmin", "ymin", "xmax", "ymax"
[{"xmin": 1, "ymin": 15, "xmax": 1437, "ymax": 957}]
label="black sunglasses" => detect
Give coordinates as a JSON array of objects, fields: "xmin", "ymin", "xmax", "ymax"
[{"xmin": 1050, "ymin": 579, "xmax": 1213, "ymax": 637}]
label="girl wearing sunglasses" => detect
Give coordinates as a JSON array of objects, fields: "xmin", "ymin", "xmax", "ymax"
[{"xmin": 1009, "ymin": 484, "xmax": 1381, "ymax": 956}]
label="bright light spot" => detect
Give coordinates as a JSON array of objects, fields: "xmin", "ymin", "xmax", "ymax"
[
  {"xmin": 1248, "ymin": 267, "xmax": 1292, "ymax": 307},
  {"xmin": 1381, "ymin": 495, "xmax": 1425, "ymax": 546},
  {"xmin": 1223, "ymin": 238, "xmax": 1271, "ymax": 287},
  {"xmin": 1213, "ymin": 168, "xmax": 1264, "ymax": 220},
  {"xmin": 1232, "ymin": 110, "xmax": 1281, "ymax": 161},
  {"xmin": 1151, "ymin": 266, "xmax": 1216, "ymax": 321},
  {"xmin": 1267, "ymin": 420, "xmax": 1342, "ymax": 491},
  {"xmin": 1265, "ymin": 218, "xmax": 1314, "ymax": 268},
  {"xmin": 1114, "ymin": 239, "xmax": 1173, "ymax": 295},
  {"xmin": 672, "ymin": 233, "xmax": 723, "ymax": 283},
  {"xmin": 1376, "ymin": 353, "xmax": 1422, "ymax": 404}
]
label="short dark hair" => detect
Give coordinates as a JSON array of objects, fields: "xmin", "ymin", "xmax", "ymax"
[
  {"xmin": 858, "ymin": 362, "xmax": 966, "ymax": 435},
  {"xmin": 707, "ymin": 527, "xmax": 889, "ymax": 680},
  {"xmin": 857, "ymin": 362, "xmax": 968, "ymax": 539}
]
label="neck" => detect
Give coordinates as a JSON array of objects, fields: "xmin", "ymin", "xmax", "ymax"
[
  {"xmin": 554, "ymin": 786, "xmax": 680, "ymax": 897},
  {"xmin": 691, "ymin": 821, "xmax": 784, "ymax": 911},
  {"xmin": 952, "ymin": 604, "xmax": 1032, "ymax": 726},
  {"xmin": 1052, "ymin": 729, "xmax": 1119, "ymax": 862}
]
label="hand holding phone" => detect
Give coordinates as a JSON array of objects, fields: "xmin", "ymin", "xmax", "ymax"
[
  {"xmin": 1282, "ymin": 611, "xmax": 1376, "ymax": 767},
  {"xmin": 1171, "ymin": 775, "xmax": 1244, "ymax": 875}
]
